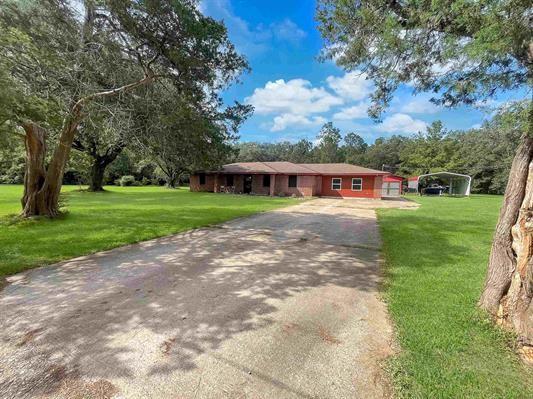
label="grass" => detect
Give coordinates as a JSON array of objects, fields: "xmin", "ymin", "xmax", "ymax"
[
  {"xmin": 377, "ymin": 195, "xmax": 533, "ymax": 398},
  {"xmin": 0, "ymin": 185, "xmax": 298, "ymax": 277}
]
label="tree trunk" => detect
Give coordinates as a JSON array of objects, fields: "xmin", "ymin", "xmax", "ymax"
[
  {"xmin": 21, "ymin": 109, "xmax": 84, "ymax": 217},
  {"xmin": 166, "ymin": 172, "xmax": 179, "ymax": 188},
  {"xmin": 87, "ymin": 152, "xmax": 121, "ymax": 192},
  {"xmin": 479, "ymin": 133, "xmax": 533, "ymax": 363},
  {"xmin": 88, "ymin": 158, "xmax": 107, "ymax": 192},
  {"xmin": 21, "ymin": 122, "xmax": 49, "ymax": 217}
]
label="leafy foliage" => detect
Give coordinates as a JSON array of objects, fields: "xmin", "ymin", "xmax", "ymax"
[
  {"xmin": 131, "ymin": 82, "xmax": 252, "ymax": 187},
  {"xmin": 0, "ymin": 0, "xmax": 251, "ymax": 200},
  {"xmin": 315, "ymin": 122, "xmax": 343, "ymax": 163},
  {"xmin": 317, "ymin": 0, "xmax": 532, "ymax": 117}
]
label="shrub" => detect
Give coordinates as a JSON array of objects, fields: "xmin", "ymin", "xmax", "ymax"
[
  {"xmin": 0, "ymin": 174, "xmax": 23, "ymax": 184},
  {"xmin": 119, "ymin": 175, "xmax": 136, "ymax": 186}
]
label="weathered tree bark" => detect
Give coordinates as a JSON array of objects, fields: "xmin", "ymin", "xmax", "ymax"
[
  {"xmin": 508, "ymin": 161, "xmax": 533, "ymax": 352},
  {"xmin": 21, "ymin": 122, "xmax": 48, "ymax": 217},
  {"xmin": 479, "ymin": 131, "xmax": 533, "ymax": 363}
]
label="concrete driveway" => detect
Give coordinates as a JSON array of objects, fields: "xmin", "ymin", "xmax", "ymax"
[{"xmin": 0, "ymin": 198, "xmax": 417, "ymax": 399}]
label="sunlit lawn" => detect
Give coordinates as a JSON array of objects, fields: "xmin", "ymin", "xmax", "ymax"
[
  {"xmin": 0, "ymin": 185, "xmax": 298, "ymax": 277},
  {"xmin": 377, "ymin": 195, "xmax": 533, "ymax": 398}
]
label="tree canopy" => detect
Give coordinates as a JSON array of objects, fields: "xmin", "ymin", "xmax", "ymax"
[
  {"xmin": 0, "ymin": 0, "xmax": 251, "ymax": 213},
  {"xmin": 317, "ymin": 0, "xmax": 532, "ymax": 117}
]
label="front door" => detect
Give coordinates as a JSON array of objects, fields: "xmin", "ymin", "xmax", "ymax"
[{"xmin": 243, "ymin": 175, "xmax": 252, "ymax": 194}]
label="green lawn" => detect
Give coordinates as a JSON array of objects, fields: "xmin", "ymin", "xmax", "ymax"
[
  {"xmin": 377, "ymin": 195, "xmax": 533, "ymax": 398},
  {"xmin": 0, "ymin": 185, "xmax": 297, "ymax": 277}
]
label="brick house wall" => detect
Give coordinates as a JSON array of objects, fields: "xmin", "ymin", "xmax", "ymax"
[
  {"xmin": 190, "ymin": 174, "xmax": 215, "ymax": 192},
  {"xmin": 312, "ymin": 175, "xmax": 322, "ymax": 196},
  {"xmin": 190, "ymin": 172, "xmax": 384, "ymax": 198},
  {"xmin": 251, "ymin": 175, "xmax": 271, "ymax": 195},
  {"xmin": 273, "ymin": 174, "xmax": 316, "ymax": 197},
  {"xmin": 320, "ymin": 175, "xmax": 380, "ymax": 198}
]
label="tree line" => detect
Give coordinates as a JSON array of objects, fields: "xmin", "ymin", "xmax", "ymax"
[
  {"xmin": 0, "ymin": 100, "xmax": 526, "ymax": 195},
  {"xmin": 235, "ymin": 103, "xmax": 526, "ymax": 194}
]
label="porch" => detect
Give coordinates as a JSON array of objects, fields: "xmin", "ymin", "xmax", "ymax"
[{"xmin": 213, "ymin": 173, "xmax": 276, "ymax": 196}]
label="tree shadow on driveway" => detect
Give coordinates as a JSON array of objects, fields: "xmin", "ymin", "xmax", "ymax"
[{"xmin": 1, "ymin": 209, "xmax": 386, "ymax": 398}]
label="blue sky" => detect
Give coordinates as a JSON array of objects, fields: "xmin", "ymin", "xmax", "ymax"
[{"xmin": 200, "ymin": 0, "xmax": 524, "ymax": 144}]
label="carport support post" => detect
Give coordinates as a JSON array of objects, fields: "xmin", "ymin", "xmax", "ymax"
[{"xmin": 269, "ymin": 174, "xmax": 276, "ymax": 196}]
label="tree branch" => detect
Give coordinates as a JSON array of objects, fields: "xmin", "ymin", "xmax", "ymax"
[{"xmin": 75, "ymin": 71, "xmax": 156, "ymax": 110}]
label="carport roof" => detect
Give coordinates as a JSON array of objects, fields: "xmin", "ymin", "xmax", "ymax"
[{"xmin": 205, "ymin": 162, "xmax": 388, "ymax": 175}]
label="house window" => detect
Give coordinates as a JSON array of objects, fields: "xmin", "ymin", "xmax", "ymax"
[
  {"xmin": 226, "ymin": 174, "xmax": 234, "ymax": 186},
  {"xmin": 331, "ymin": 178, "xmax": 342, "ymax": 190},
  {"xmin": 352, "ymin": 177, "xmax": 363, "ymax": 191},
  {"xmin": 288, "ymin": 175, "xmax": 297, "ymax": 188},
  {"xmin": 199, "ymin": 173, "xmax": 206, "ymax": 185},
  {"xmin": 263, "ymin": 174, "xmax": 270, "ymax": 187}
]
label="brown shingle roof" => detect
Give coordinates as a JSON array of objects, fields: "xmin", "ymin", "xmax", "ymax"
[
  {"xmin": 208, "ymin": 162, "xmax": 387, "ymax": 175},
  {"xmin": 299, "ymin": 163, "xmax": 388, "ymax": 175},
  {"xmin": 263, "ymin": 162, "xmax": 317, "ymax": 174},
  {"xmin": 215, "ymin": 162, "xmax": 317, "ymax": 174},
  {"xmin": 218, "ymin": 162, "xmax": 277, "ymax": 174}
]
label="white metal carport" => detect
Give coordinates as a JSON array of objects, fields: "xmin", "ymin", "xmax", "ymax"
[{"xmin": 417, "ymin": 172, "xmax": 472, "ymax": 196}]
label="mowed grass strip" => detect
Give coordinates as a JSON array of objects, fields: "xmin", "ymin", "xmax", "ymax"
[
  {"xmin": 377, "ymin": 195, "xmax": 533, "ymax": 398},
  {"xmin": 0, "ymin": 185, "xmax": 298, "ymax": 277}
]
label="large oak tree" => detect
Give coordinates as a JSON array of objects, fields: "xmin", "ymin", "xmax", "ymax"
[
  {"xmin": 317, "ymin": 0, "xmax": 532, "ymax": 356},
  {"xmin": 0, "ymin": 0, "xmax": 247, "ymax": 216},
  {"xmin": 131, "ymin": 82, "xmax": 252, "ymax": 188}
]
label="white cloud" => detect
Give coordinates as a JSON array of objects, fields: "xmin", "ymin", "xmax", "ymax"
[
  {"xmin": 399, "ymin": 97, "xmax": 440, "ymax": 114},
  {"xmin": 246, "ymin": 78, "xmax": 343, "ymax": 116},
  {"xmin": 376, "ymin": 113, "xmax": 427, "ymax": 135},
  {"xmin": 326, "ymin": 71, "xmax": 373, "ymax": 101},
  {"xmin": 271, "ymin": 19, "xmax": 306, "ymax": 44},
  {"xmin": 333, "ymin": 102, "xmax": 369, "ymax": 120},
  {"xmin": 271, "ymin": 114, "xmax": 327, "ymax": 132}
]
